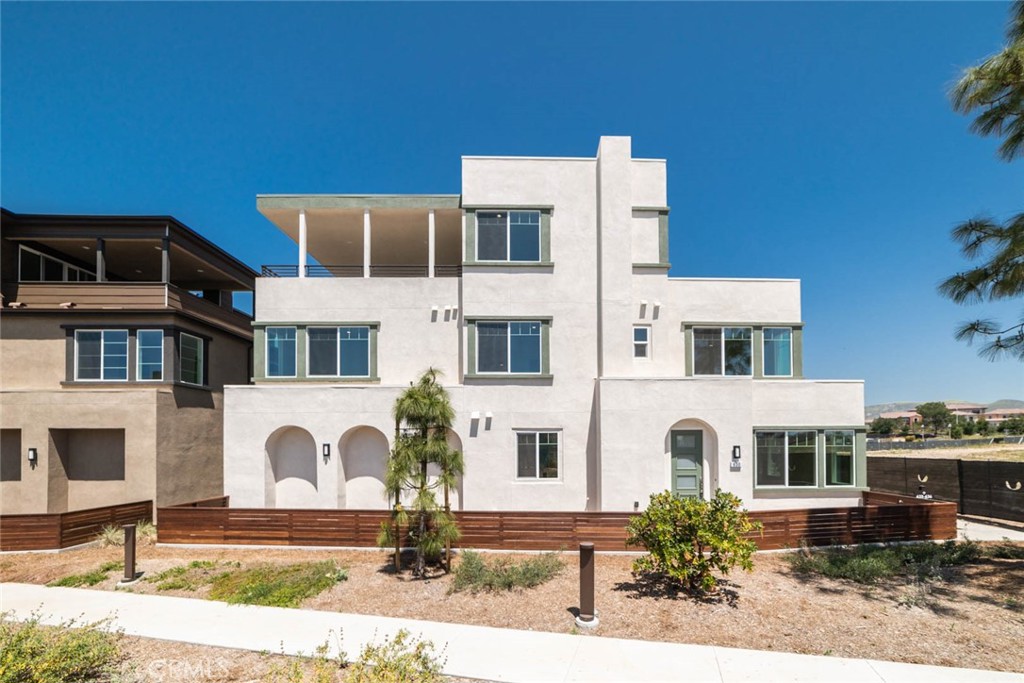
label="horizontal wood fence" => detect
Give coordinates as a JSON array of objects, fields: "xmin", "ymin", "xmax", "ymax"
[
  {"xmin": 868, "ymin": 456, "xmax": 1024, "ymax": 523},
  {"xmin": 1, "ymin": 500, "xmax": 153, "ymax": 551},
  {"xmin": 156, "ymin": 493, "xmax": 956, "ymax": 551}
]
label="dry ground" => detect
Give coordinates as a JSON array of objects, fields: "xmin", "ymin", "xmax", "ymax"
[
  {"xmin": 3, "ymin": 543, "xmax": 1023, "ymax": 674},
  {"xmin": 870, "ymin": 442, "xmax": 1024, "ymax": 460}
]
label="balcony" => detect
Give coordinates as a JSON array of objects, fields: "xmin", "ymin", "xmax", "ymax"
[{"xmin": 261, "ymin": 264, "xmax": 462, "ymax": 278}]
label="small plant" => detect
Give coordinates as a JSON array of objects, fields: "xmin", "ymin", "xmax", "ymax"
[
  {"xmin": 263, "ymin": 637, "xmax": 346, "ymax": 683},
  {"xmin": 145, "ymin": 559, "xmax": 225, "ymax": 591},
  {"xmin": 626, "ymin": 490, "xmax": 761, "ymax": 594},
  {"xmin": 208, "ymin": 561, "xmax": 347, "ymax": 608},
  {"xmin": 346, "ymin": 629, "xmax": 446, "ymax": 683},
  {"xmin": 985, "ymin": 541, "xmax": 1024, "ymax": 560},
  {"xmin": 47, "ymin": 561, "xmax": 123, "ymax": 588},
  {"xmin": 95, "ymin": 520, "xmax": 157, "ymax": 547},
  {"xmin": 449, "ymin": 550, "xmax": 563, "ymax": 593},
  {"xmin": 0, "ymin": 613, "xmax": 122, "ymax": 683},
  {"xmin": 786, "ymin": 540, "xmax": 982, "ymax": 584}
]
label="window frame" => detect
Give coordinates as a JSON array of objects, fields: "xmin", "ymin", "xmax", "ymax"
[
  {"xmin": 475, "ymin": 210, "xmax": 542, "ymax": 263},
  {"xmin": 265, "ymin": 326, "xmax": 298, "ymax": 379},
  {"xmin": 19, "ymin": 245, "xmax": 96, "ymax": 283},
  {"xmin": 754, "ymin": 429, "xmax": 818, "ymax": 489},
  {"xmin": 179, "ymin": 332, "xmax": 205, "ymax": 386},
  {"xmin": 824, "ymin": 429, "xmax": 856, "ymax": 487},
  {"xmin": 305, "ymin": 325, "xmax": 371, "ymax": 379},
  {"xmin": 762, "ymin": 327, "xmax": 794, "ymax": 378},
  {"xmin": 514, "ymin": 430, "xmax": 561, "ymax": 481},
  {"xmin": 692, "ymin": 326, "xmax": 752, "ymax": 377},
  {"xmin": 74, "ymin": 329, "xmax": 129, "ymax": 382},
  {"xmin": 135, "ymin": 329, "xmax": 164, "ymax": 382},
  {"xmin": 633, "ymin": 325, "xmax": 651, "ymax": 359},
  {"xmin": 474, "ymin": 321, "xmax": 543, "ymax": 375}
]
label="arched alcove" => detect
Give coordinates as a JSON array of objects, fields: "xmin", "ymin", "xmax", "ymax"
[
  {"xmin": 664, "ymin": 418, "xmax": 720, "ymax": 500},
  {"xmin": 338, "ymin": 426, "xmax": 389, "ymax": 509},
  {"xmin": 265, "ymin": 426, "xmax": 318, "ymax": 509}
]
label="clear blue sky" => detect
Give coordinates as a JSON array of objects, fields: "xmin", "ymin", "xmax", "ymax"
[{"xmin": 3, "ymin": 2, "xmax": 1022, "ymax": 406}]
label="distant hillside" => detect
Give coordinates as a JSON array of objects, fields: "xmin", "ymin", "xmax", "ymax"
[{"xmin": 864, "ymin": 399, "xmax": 1024, "ymax": 421}]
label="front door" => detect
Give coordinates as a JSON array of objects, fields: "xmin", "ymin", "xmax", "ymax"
[{"xmin": 670, "ymin": 430, "xmax": 703, "ymax": 499}]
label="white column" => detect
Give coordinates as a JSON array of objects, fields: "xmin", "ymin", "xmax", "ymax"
[
  {"xmin": 363, "ymin": 209, "xmax": 371, "ymax": 278},
  {"xmin": 298, "ymin": 210, "xmax": 307, "ymax": 278},
  {"xmin": 428, "ymin": 209, "xmax": 436, "ymax": 278}
]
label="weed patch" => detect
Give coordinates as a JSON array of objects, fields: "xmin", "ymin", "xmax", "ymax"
[
  {"xmin": 47, "ymin": 562, "xmax": 123, "ymax": 588},
  {"xmin": 786, "ymin": 541, "xmax": 982, "ymax": 584},
  {"xmin": 985, "ymin": 541, "xmax": 1024, "ymax": 560},
  {"xmin": 450, "ymin": 550, "xmax": 563, "ymax": 593},
  {"xmin": 0, "ymin": 613, "xmax": 122, "ymax": 683},
  {"xmin": 208, "ymin": 561, "xmax": 347, "ymax": 607},
  {"xmin": 96, "ymin": 520, "xmax": 156, "ymax": 548},
  {"xmin": 144, "ymin": 559, "xmax": 233, "ymax": 592},
  {"xmin": 346, "ymin": 629, "xmax": 445, "ymax": 683}
]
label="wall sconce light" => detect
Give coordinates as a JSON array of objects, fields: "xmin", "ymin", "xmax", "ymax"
[
  {"xmin": 633, "ymin": 501, "xmax": 640, "ymax": 512},
  {"xmin": 322, "ymin": 443, "xmax": 331, "ymax": 464},
  {"xmin": 27, "ymin": 447, "xmax": 37, "ymax": 465},
  {"xmin": 732, "ymin": 445, "xmax": 741, "ymax": 460}
]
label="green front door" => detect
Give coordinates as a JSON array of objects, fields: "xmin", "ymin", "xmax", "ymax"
[{"xmin": 670, "ymin": 430, "xmax": 703, "ymax": 499}]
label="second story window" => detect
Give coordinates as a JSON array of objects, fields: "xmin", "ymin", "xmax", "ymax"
[
  {"xmin": 137, "ymin": 330, "xmax": 164, "ymax": 381},
  {"xmin": 693, "ymin": 327, "xmax": 752, "ymax": 376},
  {"xmin": 179, "ymin": 333, "xmax": 204, "ymax": 385},
  {"xmin": 19, "ymin": 245, "xmax": 95, "ymax": 282},
  {"xmin": 266, "ymin": 327, "xmax": 297, "ymax": 377},
  {"xmin": 477, "ymin": 211, "xmax": 541, "ymax": 262},
  {"xmin": 763, "ymin": 328, "xmax": 792, "ymax": 377},
  {"xmin": 75, "ymin": 330, "xmax": 128, "ymax": 381},
  {"xmin": 477, "ymin": 321, "xmax": 541, "ymax": 374},
  {"xmin": 307, "ymin": 326, "xmax": 370, "ymax": 378}
]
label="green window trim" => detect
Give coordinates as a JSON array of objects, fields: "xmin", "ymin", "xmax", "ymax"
[
  {"xmin": 465, "ymin": 317, "xmax": 551, "ymax": 378},
  {"xmin": 253, "ymin": 322, "xmax": 379, "ymax": 382},
  {"xmin": 464, "ymin": 208, "xmax": 552, "ymax": 265},
  {"xmin": 683, "ymin": 324, "xmax": 803, "ymax": 378},
  {"xmin": 751, "ymin": 427, "xmax": 867, "ymax": 492}
]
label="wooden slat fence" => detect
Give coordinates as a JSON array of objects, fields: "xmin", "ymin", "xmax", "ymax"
[
  {"xmin": 1, "ymin": 500, "xmax": 153, "ymax": 551},
  {"xmin": 156, "ymin": 493, "xmax": 957, "ymax": 551}
]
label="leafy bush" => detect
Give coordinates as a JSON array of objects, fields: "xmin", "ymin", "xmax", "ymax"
[
  {"xmin": 0, "ymin": 613, "xmax": 121, "ymax": 683},
  {"xmin": 346, "ymin": 630, "xmax": 445, "ymax": 683},
  {"xmin": 95, "ymin": 520, "xmax": 156, "ymax": 547},
  {"xmin": 985, "ymin": 541, "xmax": 1024, "ymax": 560},
  {"xmin": 208, "ymin": 561, "xmax": 347, "ymax": 608},
  {"xmin": 47, "ymin": 562, "xmax": 123, "ymax": 588},
  {"xmin": 449, "ymin": 550, "xmax": 563, "ymax": 593},
  {"xmin": 786, "ymin": 540, "xmax": 983, "ymax": 584},
  {"xmin": 626, "ymin": 490, "xmax": 761, "ymax": 594}
]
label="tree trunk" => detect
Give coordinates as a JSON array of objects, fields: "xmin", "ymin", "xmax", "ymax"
[
  {"xmin": 393, "ymin": 417, "xmax": 401, "ymax": 573},
  {"xmin": 444, "ymin": 483, "xmax": 451, "ymax": 573},
  {"xmin": 415, "ymin": 457, "xmax": 428, "ymax": 577}
]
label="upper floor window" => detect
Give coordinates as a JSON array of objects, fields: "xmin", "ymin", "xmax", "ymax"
[
  {"xmin": 755, "ymin": 430, "xmax": 817, "ymax": 488},
  {"xmin": 763, "ymin": 328, "xmax": 792, "ymax": 377},
  {"xmin": 19, "ymin": 245, "xmax": 95, "ymax": 283},
  {"xmin": 179, "ymin": 333, "xmax": 204, "ymax": 385},
  {"xmin": 634, "ymin": 326, "xmax": 650, "ymax": 358},
  {"xmin": 477, "ymin": 321, "xmax": 541, "ymax": 374},
  {"xmin": 516, "ymin": 431, "xmax": 559, "ymax": 480},
  {"xmin": 75, "ymin": 330, "xmax": 128, "ymax": 381},
  {"xmin": 694, "ymin": 327, "xmax": 751, "ymax": 376},
  {"xmin": 477, "ymin": 211, "xmax": 541, "ymax": 262},
  {"xmin": 308, "ymin": 326, "xmax": 370, "ymax": 378},
  {"xmin": 266, "ymin": 326, "xmax": 297, "ymax": 378},
  {"xmin": 137, "ymin": 330, "xmax": 164, "ymax": 381}
]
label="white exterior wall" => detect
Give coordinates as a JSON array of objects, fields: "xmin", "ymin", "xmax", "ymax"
[{"xmin": 225, "ymin": 136, "xmax": 867, "ymax": 514}]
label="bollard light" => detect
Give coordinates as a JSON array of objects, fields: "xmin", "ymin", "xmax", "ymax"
[
  {"xmin": 121, "ymin": 524, "xmax": 137, "ymax": 584},
  {"xmin": 575, "ymin": 542, "xmax": 599, "ymax": 629}
]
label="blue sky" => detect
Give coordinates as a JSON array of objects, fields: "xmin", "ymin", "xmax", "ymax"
[{"xmin": 2, "ymin": 2, "xmax": 1021, "ymax": 405}]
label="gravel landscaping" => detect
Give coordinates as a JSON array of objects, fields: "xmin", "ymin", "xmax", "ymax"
[{"xmin": 3, "ymin": 541, "xmax": 1023, "ymax": 674}]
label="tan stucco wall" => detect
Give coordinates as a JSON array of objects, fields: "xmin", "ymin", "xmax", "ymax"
[
  {"xmin": 0, "ymin": 315, "xmax": 67, "ymax": 390},
  {"xmin": 155, "ymin": 387, "xmax": 224, "ymax": 507}
]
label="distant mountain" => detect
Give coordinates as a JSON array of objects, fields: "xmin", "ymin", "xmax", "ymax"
[{"xmin": 864, "ymin": 399, "xmax": 1024, "ymax": 421}]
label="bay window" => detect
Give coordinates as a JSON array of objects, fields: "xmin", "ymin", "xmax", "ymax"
[
  {"xmin": 136, "ymin": 330, "xmax": 164, "ymax": 381},
  {"xmin": 179, "ymin": 333, "xmax": 204, "ymax": 385},
  {"xmin": 75, "ymin": 330, "xmax": 128, "ymax": 381}
]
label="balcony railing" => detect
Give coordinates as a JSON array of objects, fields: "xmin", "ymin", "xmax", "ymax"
[{"xmin": 261, "ymin": 264, "xmax": 462, "ymax": 278}]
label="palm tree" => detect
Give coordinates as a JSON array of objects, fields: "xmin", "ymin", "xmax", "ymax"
[{"xmin": 377, "ymin": 368, "xmax": 463, "ymax": 576}]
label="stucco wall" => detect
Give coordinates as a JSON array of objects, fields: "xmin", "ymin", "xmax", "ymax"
[{"xmin": 0, "ymin": 316, "xmax": 67, "ymax": 390}]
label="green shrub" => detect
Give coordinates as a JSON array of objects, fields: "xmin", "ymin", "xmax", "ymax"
[
  {"xmin": 208, "ymin": 561, "xmax": 347, "ymax": 608},
  {"xmin": 345, "ymin": 630, "xmax": 445, "ymax": 683},
  {"xmin": 626, "ymin": 490, "xmax": 761, "ymax": 594},
  {"xmin": 449, "ymin": 550, "xmax": 563, "ymax": 593},
  {"xmin": 985, "ymin": 541, "xmax": 1024, "ymax": 560},
  {"xmin": 0, "ymin": 613, "xmax": 121, "ymax": 683},
  {"xmin": 145, "ymin": 559, "xmax": 226, "ymax": 591},
  {"xmin": 787, "ymin": 540, "xmax": 983, "ymax": 584}
]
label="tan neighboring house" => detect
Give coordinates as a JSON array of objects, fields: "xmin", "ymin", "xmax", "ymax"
[
  {"xmin": 0, "ymin": 209, "xmax": 255, "ymax": 514},
  {"xmin": 984, "ymin": 407, "xmax": 1024, "ymax": 426}
]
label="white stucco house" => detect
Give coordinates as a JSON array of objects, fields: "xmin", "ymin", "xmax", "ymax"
[{"xmin": 223, "ymin": 136, "xmax": 865, "ymax": 513}]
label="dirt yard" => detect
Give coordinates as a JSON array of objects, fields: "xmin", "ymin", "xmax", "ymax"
[
  {"xmin": 3, "ymin": 543, "xmax": 1023, "ymax": 674},
  {"xmin": 870, "ymin": 442, "xmax": 1024, "ymax": 460}
]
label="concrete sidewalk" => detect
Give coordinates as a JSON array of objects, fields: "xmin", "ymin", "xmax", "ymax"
[{"xmin": 2, "ymin": 583, "xmax": 1021, "ymax": 682}]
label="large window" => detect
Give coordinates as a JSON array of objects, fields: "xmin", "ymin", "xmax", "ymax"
[
  {"xmin": 75, "ymin": 330, "xmax": 128, "ymax": 381},
  {"xmin": 136, "ymin": 330, "xmax": 164, "ymax": 381},
  {"xmin": 693, "ymin": 327, "xmax": 751, "ymax": 376},
  {"xmin": 307, "ymin": 326, "xmax": 370, "ymax": 377},
  {"xmin": 179, "ymin": 333, "xmax": 204, "ymax": 385},
  {"xmin": 825, "ymin": 430, "xmax": 855, "ymax": 486},
  {"xmin": 516, "ymin": 431, "xmax": 559, "ymax": 479},
  {"xmin": 755, "ymin": 430, "xmax": 817, "ymax": 487},
  {"xmin": 477, "ymin": 321, "xmax": 541, "ymax": 374},
  {"xmin": 19, "ymin": 246, "xmax": 95, "ymax": 283},
  {"xmin": 477, "ymin": 211, "xmax": 541, "ymax": 262},
  {"xmin": 763, "ymin": 328, "xmax": 792, "ymax": 377},
  {"xmin": 266, "ymin": 327, "xmax": 297, "ymax": 377}
]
